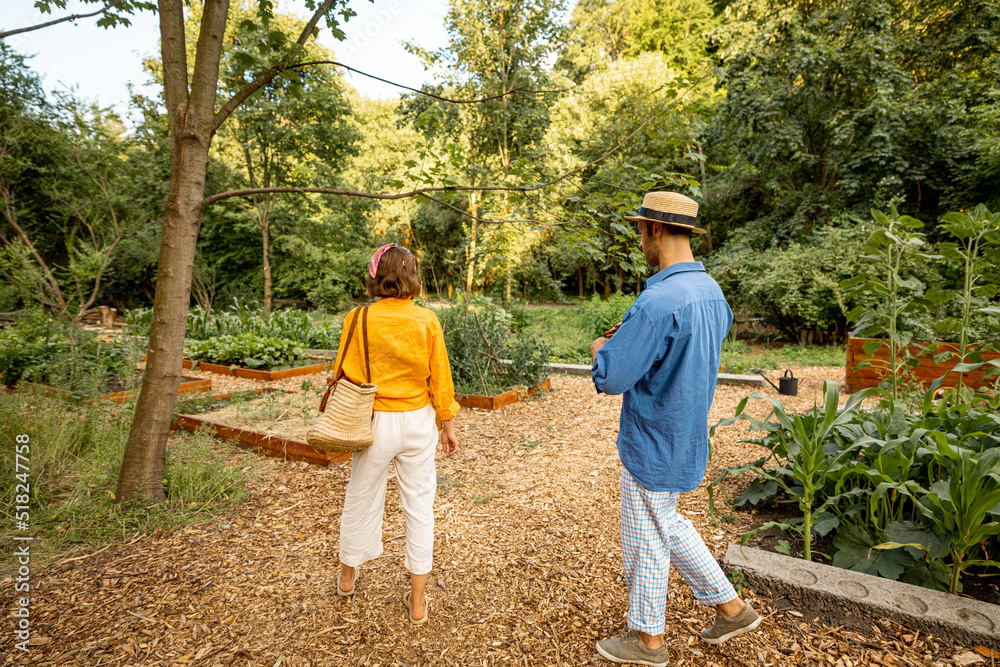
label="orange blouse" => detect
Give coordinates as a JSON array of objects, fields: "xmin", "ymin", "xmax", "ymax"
[{"xmin": 334, "ymin": 298, "xmax": 460, "ymax": 421}]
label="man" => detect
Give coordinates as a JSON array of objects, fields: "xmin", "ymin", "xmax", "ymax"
[{"xmin": 591, "ymin": 192, "xmax": 760, "ymax": 666}]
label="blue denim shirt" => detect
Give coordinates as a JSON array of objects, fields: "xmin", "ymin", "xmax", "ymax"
[{"xmin": 592, "ymin": 262, "xmax": 733, "ymax": 492}]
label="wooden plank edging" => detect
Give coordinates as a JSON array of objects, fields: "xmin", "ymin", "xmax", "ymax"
[
  {"xmin": 192, "ymin": 359, "xmax": 332, "ymax": 381},
  {"xmin": 170, "ymin": 413, "xmax": 349, "ymax": 467}
]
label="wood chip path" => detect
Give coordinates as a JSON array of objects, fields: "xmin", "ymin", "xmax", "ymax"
[{"xmin": 2, "ymin": 367, "xmax": 989, "ymax": 666}]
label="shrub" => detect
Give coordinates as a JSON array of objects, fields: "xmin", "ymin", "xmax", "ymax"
[
  {"xmin": 0, "ymin": 312, "xmax": 138, "ymax": 391},
  {"xmin": 709, "ymin": 226, "xmax": 870, "ymax": 343},
  {"xmin": 579, "ymin": 292, "xmax": 637, "ymax": 338},
  {"xmin": 437, "ymin": 296, "xmax": 551, "ymax": 396},
  {"xmin": 186, "ymin": 333, "xmax": 303, "ymax": 369}
]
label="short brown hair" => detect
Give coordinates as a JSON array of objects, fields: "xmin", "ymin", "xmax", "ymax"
[
  {"xmin": 366, "ymin": 246, "xmax": 421, "ymax": 298},
  {"xmin": 643, "ymin": 220, "xmax": 693, "ymax": 238}
]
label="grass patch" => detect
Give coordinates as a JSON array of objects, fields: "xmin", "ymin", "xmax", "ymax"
[
  {"xmin": 517, "ymin": 437, "xmax": 542, "ymax": 450},
  {"xmin": 720, "ymin": 340, "xmax": 846, "ymax": 374},
  {"xmin": 0, "ymin": 386, "xmax": 256, "ymax": 576}
]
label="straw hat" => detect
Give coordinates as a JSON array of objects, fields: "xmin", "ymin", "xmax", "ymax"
[{"xmin": 625, "ymin": 191, "xmax": 707, "ymax": 234}]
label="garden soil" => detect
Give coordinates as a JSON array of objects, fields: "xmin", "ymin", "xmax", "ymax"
[{"xmin": 6, "ymin": 366, "xmax": 994, "ymax": 666}]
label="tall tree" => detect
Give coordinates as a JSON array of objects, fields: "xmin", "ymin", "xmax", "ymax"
[
  {"xmin": 557, "ymin": 0, "xmax": 717, "ymax": 79},
  {"xmin": 708, "ymin": 0, "xmax": 1000, "ymax": 244},
  {"xmin": 213, "ymin": 4, "xmax": 359, "ymax": 313},
  {"xmin": 0, "ymin": 45, "xmax": 135, "ymax": 320},
  {"xmin": 409, "ymin": 0, "xmax": 565, "ymax": 300},
  {"xmin": 107, "ymin": 0, "xmax": 358, "ymax": 502}
]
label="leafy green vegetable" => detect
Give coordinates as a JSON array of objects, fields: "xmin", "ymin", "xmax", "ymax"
[{"xmin": 186, "ymin": 333, "xmax": 303, "ymax": 370}]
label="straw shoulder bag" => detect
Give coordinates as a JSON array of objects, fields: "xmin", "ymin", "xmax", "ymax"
[{"xmin": 307, "ymin": 306, "xmax": 378, "ymax": 453}]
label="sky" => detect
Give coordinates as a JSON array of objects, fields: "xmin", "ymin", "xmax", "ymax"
[{"xmin": 4, "ymin": 0, "xmax": 451, "ymax": 118}]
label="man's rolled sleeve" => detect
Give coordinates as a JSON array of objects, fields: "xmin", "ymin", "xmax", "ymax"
[{"xmin": 592, "ymin": 308, "xmax": 660, "ymax": 396}]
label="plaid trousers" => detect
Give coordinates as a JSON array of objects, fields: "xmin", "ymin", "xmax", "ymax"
[{"xmin": 621, "ymin": 467, "xmax": 737, "ymax": 635}]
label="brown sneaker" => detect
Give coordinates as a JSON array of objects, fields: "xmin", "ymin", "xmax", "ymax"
[
  {"xmin": 596, "ymin": 629, "xmax": 669, "ymax": 666},
  {"xmin": 701, "ymin": 603, "xmax": 761, "ymax": 644}
]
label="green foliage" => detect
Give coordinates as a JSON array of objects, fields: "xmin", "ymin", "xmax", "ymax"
[
  {"xmin": 163, "ymin": 427, "xmax": 254, "ymax": 511},
  {"xmin": 558, "ymin": 0, "xmax": 718, "ymax": 77},
  {"xmin": 186, "ymin": 333, "xmax": 304, "ymax": 370},
  {"xmin": 711, "ymin": 377, "xmax": 1000, "ymax": 594},
  {"xmin": 438, "ymin": 296, "xmax": 551, "ymax": 396},
  {"xmin": 709, "ymin": 0, "xmax": 1000, "ymax": 241},
  {"xmin": 710, "ymin": 381, "xmax": 878, "ymax": 561},
  {"xmin": 0, "ymin": 312, "xmax": 138, "ymax": 391},
  {"xmin": 128, "ymin": 298, "xmax": 342, "ymax": 349},
  {"xmin": 0, "ymin": 44, "xmax": 156, "ymax": 319},
  {"xmin": 709, "ymin": 226, "xmax": 867, "ymax": 342},
  {"xmin": 929, "ymin": 205, "xmax": 1000, "ymax": 395},
  {"xmin": 841, "ymin": 207, "xmax": 935, "ymax": 400},
  {"xmin": 524, "ymin": 305, "xmax": 594, "ymax": 364},
  {"xmin": 579, "ymin": 292, "xmax": 637, "ymax": 338}
]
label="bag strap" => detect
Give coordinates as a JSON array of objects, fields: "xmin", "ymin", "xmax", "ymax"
[
  {"xmin": 319, "ymin": 307, "xmax": 364, "ymax": 413},
  {"xmin": 362, "ymin": 305, "xmax": 371, "ymax": 384}
]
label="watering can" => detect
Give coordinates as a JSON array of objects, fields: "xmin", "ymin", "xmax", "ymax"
[{"xmin": 755, "ymin": 369, "xmax": 798, "ymax": 396}]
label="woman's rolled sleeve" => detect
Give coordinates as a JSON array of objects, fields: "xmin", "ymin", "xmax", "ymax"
[{"xmin": 428, "ymin": 318, "xmax": 460, "ymax": 421}]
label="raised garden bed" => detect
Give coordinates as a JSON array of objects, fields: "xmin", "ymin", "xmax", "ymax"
[
  {"xmin": 458, "ymin": 379, "xmax": 551, "ymax": 410},
  {"xmin": 171, "ymin": 389, "xmax": 346, "ymax": 467},
  {"xmin": 845, "ymin": 337, "xmax": 1000, "ymax": 393},
  {"xmin": 191, "ymin": 357, "xmax": 332, "ymax": 381},
  {"xmin": 12, "ymin": 376, "xmax": 211, "ymax": 404}
]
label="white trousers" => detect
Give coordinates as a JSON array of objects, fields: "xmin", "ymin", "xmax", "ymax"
[{"xmin": 339, "ymin": 403, "xmax": 438, "ymax": 575}]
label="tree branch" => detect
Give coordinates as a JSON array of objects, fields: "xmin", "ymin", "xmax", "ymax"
[
  {"xmin": 0, "ymin": 176, "xmax": 68, "ymax": 313},
  {"xmin": 212, "ymin": 0, "xmax": 336, "ymax": 134},
  {"xmin": 202, "ymin": 74, "xmax": 703, "ymax": 218},
  {"xmin": 157, "ymin": 0, "xmax": 190, "ymax": 135},
  {"xmin": 290, "ymin": 60, "xmax": 577, "ymax": 104},
  {"xmin": 0, "ymin": 1, "xmax": 122, "ymax": 40}
]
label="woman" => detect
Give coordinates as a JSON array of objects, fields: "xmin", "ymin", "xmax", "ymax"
[{"xmin": 335, "ymin": 243, "xmax": 460, "ymax": 625}]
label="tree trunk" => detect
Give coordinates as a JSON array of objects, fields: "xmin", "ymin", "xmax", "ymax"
[
  {"xmin": 696, "ymin": 141, "xmax": 712, "ymax": 252},
  {"xmin": 262, "ymin": 220, "xmax": 272, "ymax": 314},
  {"xmin": 115, "ymin": 0, "xmax": 229, "ymax": 503},
  {"xmin": 466, "ymin": 191, "xmax": 479, "ymax": 294},
  {"xmin": 115, "ymin": 137, "xmax": 211, "ymax": 502},
  {"xmin": 578, "ymin": 267, "xmax": 584, "ymax": 300},
  {"xmin": 447, "ymin": 274, "xmax": 453, "ymax": 299}
]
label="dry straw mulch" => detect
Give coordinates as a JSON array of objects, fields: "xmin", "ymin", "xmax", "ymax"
[{"xmin": 3, "ymin": 368, "xmax": 992, "ymax": 667}]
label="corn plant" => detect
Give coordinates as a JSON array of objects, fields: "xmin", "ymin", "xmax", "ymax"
[
  {"xmin": 881, "ymin": 438, "xmax": 1000, "ymax": 595},
  {"xmin": 709, "ymin": 381, "xmax": 878, "ymax": 560},
  {"xmin": 923, "ymin": 205, "xmax": 1000, "ymax": 400},
  {"xmin": 841, "ymin": 207, "xmax": 933, "ymax": 401}
]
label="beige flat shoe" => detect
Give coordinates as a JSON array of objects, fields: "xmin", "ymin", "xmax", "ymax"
[
  {"xmin": 402, "ymin": 590, "xmax": 429, "ymax": 625},
  {"xmin": 336, "ymin": 567, "xmax": 361, "ymax": 597}
]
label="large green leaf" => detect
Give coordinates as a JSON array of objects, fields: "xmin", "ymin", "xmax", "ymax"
[
  {"xmin": 900, "ymin": 560, "xmax": 953, "ymax": 593},
  {"xmin": 734, "ymin": 479, "xmax": 779, "ymax": 508},
  {"xmin": 832, "ymin": 525, "xmax": 912, "ymax": 580},
  {"xmin": 883, "ymin": 521, "xmax": 948, "ymax": 559}
]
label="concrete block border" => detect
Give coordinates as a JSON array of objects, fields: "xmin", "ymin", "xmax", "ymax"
[
  {"xmin": 723, "ymin": 544, "xmax": 1000, "ymax": 650},
  {"xmin": 545, "ymin": 361, "xmax": 765, "ymax": 388}
]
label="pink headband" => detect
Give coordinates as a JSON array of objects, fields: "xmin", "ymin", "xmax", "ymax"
[{"xmin": 368, "ymin": 243, "xmax": 413, "ymax": 278}]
